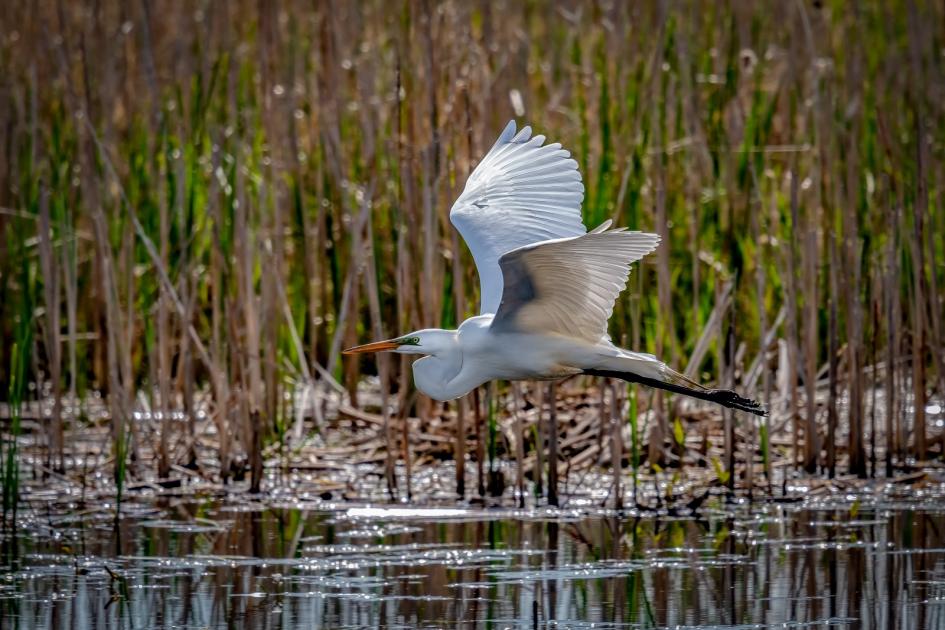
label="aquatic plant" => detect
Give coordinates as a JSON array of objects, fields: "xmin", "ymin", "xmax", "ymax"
[{"xmin": 2, "ymin": 265, "xmax": 32, "ymax": 528}]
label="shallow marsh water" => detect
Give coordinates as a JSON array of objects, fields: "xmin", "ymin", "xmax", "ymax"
[{"xmin": 1, "ymin": 492, "xmax": 944, "ymax": 629}]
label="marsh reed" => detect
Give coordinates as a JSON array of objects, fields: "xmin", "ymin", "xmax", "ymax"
[{"xmin": 0, "ymin": 1, "xmax": 943, "ymax": 507}]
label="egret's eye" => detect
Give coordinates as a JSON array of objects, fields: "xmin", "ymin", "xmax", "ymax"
[{"xmin": 399, "ymin": 336, "xmax": 420, "ymax": 346}]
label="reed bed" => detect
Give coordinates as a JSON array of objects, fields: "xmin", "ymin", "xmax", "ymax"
[{"xmin": 0, "ymin": 0, "xmax": 943, "ymax": 509}]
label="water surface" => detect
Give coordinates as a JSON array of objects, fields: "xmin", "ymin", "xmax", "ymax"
[{"xmin": 2, "ymin": 494, "xmax": 944, "ymax": 628}]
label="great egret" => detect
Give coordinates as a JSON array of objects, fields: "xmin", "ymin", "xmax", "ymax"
[{"xmin": 345, "ymin": 121, "xmax": 765, "ymax": 416}]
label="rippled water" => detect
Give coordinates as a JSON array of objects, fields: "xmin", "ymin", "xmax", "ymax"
[{"xmin": 1, "ymin": 495, "xmax": 944, "ymax": 628}]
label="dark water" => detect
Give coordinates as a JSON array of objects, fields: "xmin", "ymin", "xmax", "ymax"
[{"xmin": 1, "ymin": 495, "xmax": 944, "ymax": 629}]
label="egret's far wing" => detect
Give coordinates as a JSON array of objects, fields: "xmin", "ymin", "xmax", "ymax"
[
  {"xmin": 450, "ymin": 121, "xmax": 586, "ymax": 315},
  {"xmin": 491, "ymin": 229, "xmax": 660, "ymax": 342}
]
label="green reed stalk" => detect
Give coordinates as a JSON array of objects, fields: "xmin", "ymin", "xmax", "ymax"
[
  {"xmin": 113, "ymin": 426, "xmax": 131, "ymax": 514},
  {"xmin": 3, "ymin": 343, "xmax": 24, "ymax": 528}
]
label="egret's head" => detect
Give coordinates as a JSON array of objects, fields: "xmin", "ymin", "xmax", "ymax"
[{"xmin": 343, "ymin": 329, "xmax": 454, "ymax": 357}]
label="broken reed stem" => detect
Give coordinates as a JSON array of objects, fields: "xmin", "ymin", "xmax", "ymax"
[
  {"xmin": 786, "ymin": 168, "xmax": 801, "ymax": 472},
  {"xmin": 37, "ymin": 187, "xmax": 63, "ymax": 473},
  {"xmin": 157, "ymin": 155, "xmax": 171, "ymax": 481},
  {"xmin": 361, "ymin": 211, "xmax": 396, "ymax": 500},
  {"xmin": 628, "ymin": 384, "xmax": 639, "ymax": 507},
  {"xmin": 802, "ymin": 196, "xmax": 818, "ymax": 475},
  {"xmin": 724, "ymin": 318, "xmax": 736, "ymax": 498},
  {"xmin": 610, "ymin": 380, "xmax": 623, "ymax": 510},
  {"xmin": 870, "ymin": 297, "xmax": 879, "ymax": 478},
  {"xmin": 534, "ymin": 384, "xmax": 545, "ymax": 498},
  {"xmin": 512, "ymin": 384, "xmax": 525, "ymax": 508},
  {"xmin": 474, "ymin": 387, "xmax": 484, "ymax": 499},
  {"xmin": 401, "ymin": 400, "xmax": 412, "ymax": 502},
  {"xmin": 455, "ymin": 396, "xmax": 466, "ymax": 500},
  {"xmin": 547, "ymin": 382, "xmax": 559, "ymax": 508},
  {"xmin": 827, "ymin": 236, "xmax": 839, "ymax": 479},
  {"xmin": 908, "ymin": 2, "xmax": 929, "ymax": 463},
  {"xmin": 885, "ymin": 202, "xmax": 899, "ymax": 477}
]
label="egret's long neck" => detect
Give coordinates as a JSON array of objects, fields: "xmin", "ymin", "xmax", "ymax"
[
  {"xmin": 412, "ymin": 352, "xmax": 468, "ymax": 401},
  {"xmin": 407, "ymin": 327, "xmax": 489, "ymax": 401}
]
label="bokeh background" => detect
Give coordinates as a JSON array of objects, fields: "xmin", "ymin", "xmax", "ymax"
[{"xmin": 1, "ymin": 1, "xmax": 942, "ymax": 489}]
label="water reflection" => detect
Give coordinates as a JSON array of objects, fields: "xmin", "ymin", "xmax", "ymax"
[{"xmin": 1, "ymin": 499, "xmax": 944, "ymax": 628}]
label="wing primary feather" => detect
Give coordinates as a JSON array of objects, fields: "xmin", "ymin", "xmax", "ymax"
[{"xmin": 450, "ymin": 121, "xmax": 588, "ymax": 315}]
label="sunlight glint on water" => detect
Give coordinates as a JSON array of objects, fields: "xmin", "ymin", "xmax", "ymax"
[{"xmin": 1, "ymin": 498, "xmax": 944, "ymax": 628}]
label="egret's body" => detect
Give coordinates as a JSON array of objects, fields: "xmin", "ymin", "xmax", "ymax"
[
  {"xmin": 409, "ymin": 318, "xmax": 664, "ymax": 401},
  {"xmin": 346, "ymin": 121, "xmax": 765, "ymax": 416}
]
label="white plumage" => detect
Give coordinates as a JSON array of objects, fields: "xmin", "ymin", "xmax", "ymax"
[
  {"xmin": 345, "ymin": 121, "xmax": 766, "ymax": 417},
  {"xmin": 450, "ymin": 121, "xmax": 586, "ymax": 315},
  {"xmin": 492, "ymin": 228, "xmax": 660, "ymax": 342}
]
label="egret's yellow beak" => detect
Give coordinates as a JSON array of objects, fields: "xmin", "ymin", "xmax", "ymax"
[{"xmin": 342, "ymin": 339, "xmax": 400, "ymax": 355}]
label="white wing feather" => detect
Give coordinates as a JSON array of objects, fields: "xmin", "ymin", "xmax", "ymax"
[
  {"xmin": 491, "ymin": 229, "xmax": 661, "ymax": 342},
  {"xmin": 450, "ymin": 121, "xmax": 586, "ymax": 315}
]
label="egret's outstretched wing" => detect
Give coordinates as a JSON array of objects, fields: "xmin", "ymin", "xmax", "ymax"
[
  {"xmin": 491, "ymin": 229, "xmax": 660, "ymax": 342},
  {"xmin": 451, "ymin": 121, "xmax": 586, "ymax": 315}
]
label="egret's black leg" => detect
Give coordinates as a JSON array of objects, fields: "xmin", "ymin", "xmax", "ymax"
[{"xmin": 582, "ymin": 369, "xmax": 767, "ymax": 417}]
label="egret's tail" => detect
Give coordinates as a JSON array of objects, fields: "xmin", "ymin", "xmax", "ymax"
[{"xmin": 584, "ymin": 350, "xmax": 767, "ymax": 417}]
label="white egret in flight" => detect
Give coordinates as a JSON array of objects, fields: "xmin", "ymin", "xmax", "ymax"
[{"xmin": 345, "ymin": 122, "xmax": 765, "ymax": 416}]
